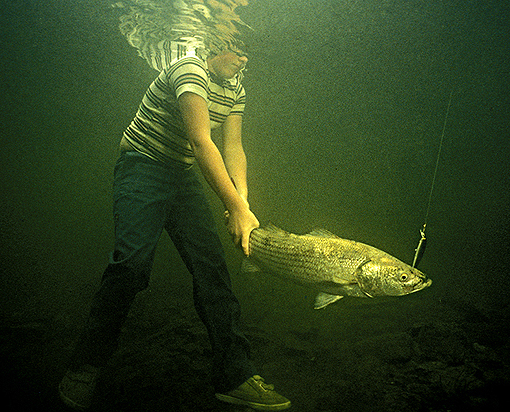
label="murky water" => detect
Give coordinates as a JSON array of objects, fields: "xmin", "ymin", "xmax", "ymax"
[{"xmin": 1, "ymin": 1, "xmax": 509, "ymax": 411}]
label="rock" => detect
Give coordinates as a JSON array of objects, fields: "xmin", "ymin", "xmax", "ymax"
[
  {"xmin": 353, "ymin": 332, "xmax": 414, "ymax": 364},
  {"xmin": 409, "ymin": 322, "xmax": 470, "ymax": 365}
]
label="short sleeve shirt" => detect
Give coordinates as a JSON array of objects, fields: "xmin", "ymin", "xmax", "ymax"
[{"xmin": 122, "ymin": 55, "xmax": 246, "ymax": 168}]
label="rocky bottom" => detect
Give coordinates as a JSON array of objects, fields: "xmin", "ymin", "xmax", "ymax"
[{"xmin": 2, "ymin": 296, "xmax": 509, "ymax": 412}]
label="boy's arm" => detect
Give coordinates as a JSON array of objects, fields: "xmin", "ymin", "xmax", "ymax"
[
  {"xmin": 178, "ymin": 91, "xmax": 259, "ymax": 255},
  {"xmin": 222, "ymin": 113, "xmax": 248, "ymax": 203}
]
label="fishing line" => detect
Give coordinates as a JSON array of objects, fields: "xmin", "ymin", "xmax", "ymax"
[{"xmin": 412, "ymin": 89, "xmax": 454, "ymax": 268}]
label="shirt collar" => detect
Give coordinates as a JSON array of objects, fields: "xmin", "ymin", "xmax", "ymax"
[{"xmin": 204, "ymin": 59, "xmax": 238, "ymax": 87}]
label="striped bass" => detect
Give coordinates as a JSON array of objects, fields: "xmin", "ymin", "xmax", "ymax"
[{"xmin": 246, "ymin": 224, "xmax": 432, "ymax": 309}]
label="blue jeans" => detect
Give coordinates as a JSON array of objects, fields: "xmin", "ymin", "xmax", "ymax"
[{"xmin": 71, "ymin": 151, "xmax": 255, "ymax": 392}]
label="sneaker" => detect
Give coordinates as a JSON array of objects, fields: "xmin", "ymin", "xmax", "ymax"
[
  {"xmin": 215, "ymin": 375, "xmax": 291, "ymax": 411},
  {"xmin": 58, "ymin": 364, "xmax": 100, "ymax": 410}
]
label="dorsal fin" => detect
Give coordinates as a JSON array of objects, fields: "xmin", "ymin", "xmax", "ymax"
[
  {"xmin": 306, "ymin": 229, "xmax": 342, "ymax": 239},
  {"xmin": 261, "ymin": 223, "xmax": 289, "ymax": 235}
]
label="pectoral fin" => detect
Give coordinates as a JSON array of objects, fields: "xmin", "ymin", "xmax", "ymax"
[{"xmin": 314, "ymin": 293, "xmax": 344, "ymax": 310}]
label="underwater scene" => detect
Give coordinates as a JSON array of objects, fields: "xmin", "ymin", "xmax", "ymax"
[{"xmin": 1, "ymin": 0, "xmax": 509, "ymax": 411}]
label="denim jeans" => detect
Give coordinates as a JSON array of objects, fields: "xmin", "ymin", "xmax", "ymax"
[{"xmin": 70, "ymin": 151, "xmax": 255, "ymax": 392}]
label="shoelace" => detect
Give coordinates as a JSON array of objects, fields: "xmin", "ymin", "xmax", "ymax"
[{"xmin": 252, "ymin": 375, "xmax": 275, "ymax": 391}]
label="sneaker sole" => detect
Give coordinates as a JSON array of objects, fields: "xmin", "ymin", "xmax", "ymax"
[
  {"xmin": 215, "ymin": 393, "xmax": 291, "ymax": 411},
  {"xmin": 58, "ymin": 382, "xmax": 89, "ymax": 411}
]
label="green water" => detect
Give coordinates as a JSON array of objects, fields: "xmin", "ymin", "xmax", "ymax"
[{"xmin": 0, "ymin": 1, "xmax": 509, "ymax": 409}]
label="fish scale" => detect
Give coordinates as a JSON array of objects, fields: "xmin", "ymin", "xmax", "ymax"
[{"xmin": 246, "ymin": 224, "xmax": 432, "ymax": 309}]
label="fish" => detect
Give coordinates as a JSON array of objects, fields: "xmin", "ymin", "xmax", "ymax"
[{"xmin": 245, "ymin": 224, "xmax": 432, "ymax": 309}]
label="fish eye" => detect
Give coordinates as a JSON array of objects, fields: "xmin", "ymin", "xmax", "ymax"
[{"xmin": 400, "ymin": 273, "xmax": 408, "ymax": 282}]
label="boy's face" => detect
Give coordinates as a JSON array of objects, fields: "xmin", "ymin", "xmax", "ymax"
[{"xmin": 208, "ymin": 50, "xmax": 248, "ymax": 80}]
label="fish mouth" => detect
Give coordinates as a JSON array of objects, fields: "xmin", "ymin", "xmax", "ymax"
[
  {"xmin": 414, "ymin": 278, "xmax": 432, "ymax": 292},
  {"xmin": 408, "ymin": 277, "xmax": 432, "ymax": 294}
]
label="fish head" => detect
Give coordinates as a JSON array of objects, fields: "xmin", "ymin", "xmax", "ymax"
[{"xmin": 357, "ymin": 257, "xmax": 432, "ymax": 297}]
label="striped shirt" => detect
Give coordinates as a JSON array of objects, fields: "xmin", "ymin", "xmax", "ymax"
[{"xmin": 121, "ymin": 55, "xmax": 246, "ymax": 168}]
